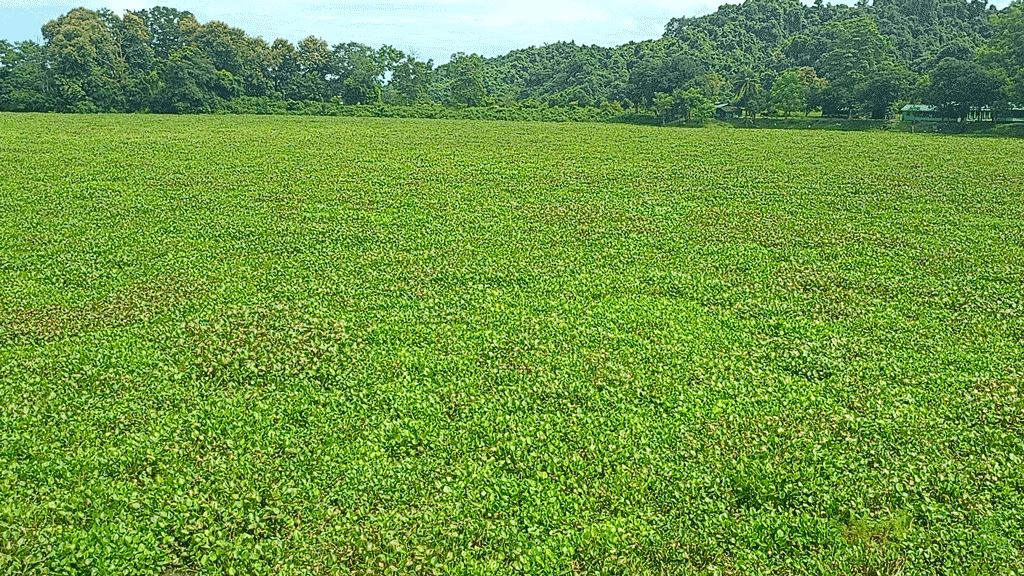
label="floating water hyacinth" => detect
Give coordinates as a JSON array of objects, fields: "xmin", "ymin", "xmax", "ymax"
[{"xmin": 0, "ymin": 113, "xmax": 1021, "ymax": 575}]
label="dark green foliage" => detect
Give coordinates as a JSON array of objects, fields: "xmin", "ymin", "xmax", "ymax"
[
  {"xmin": 191, "ymin": 21, "xmax": 272, "ymax": 98},
  {"xmin": 386, "ymin": 52, "xmax": 434, "ymax": 105},
  {"xmin": 926, "ymin": 57, "xmax": 1004, "ymax": 119},
  {"xmin": 333, "ymin": 42, "xmax": 384, "ymax": 104},
  {"xmin": 985, "ymin": 0, "xmax": 1024, "ymax": 104},
  {"xmin": 153, "ymin": 45, "xmax": 230, "ymax": 113},
  {"xmin": 118, "ymin": 13, "xmax": 158, "ymax": 111},
  {"xmin": 42, "ymin": 7, "xmax": 127, "ymax": 111},
  {"xmin": 130, "ymin": 6, "xmax": 196, "ymax": 59},
  {"xmin": 0, "ymin": 40, "xmax": 53, "ymax": 111},
  {"xmin": 873, "ymin": 0, "xmax": 993, "ymax": 65},
  {"xmin": 267, "ymin": 38, "xmax": 300, "ymax": 99},
  {"xmin": 444, "ymin": 52, "xmax": 487, "ymax": 107},
  {"xmin": 295, "ymin": 35, "xmax": 333, "ymax": 102},
  {"xmin": 786, "ymin": 16, "xmax": 898, "ymax": 116},
  {"xmin": 652, "ymin": 91, "xmax": 673, "ymax": 123},
  {"xmin": 733, "ymin": 69, "xmax": 762, "ymax": 113},
  {"xmin": 857, "ymin": 64, "xmax": 915, "ymax": 118},
  {"xmin": 1, "ymin": 0, "xmax": 1020, "ymax": 118},
  {"xmin": 673, "ymin": 87, "xmax": 715, "ymax": 121}
]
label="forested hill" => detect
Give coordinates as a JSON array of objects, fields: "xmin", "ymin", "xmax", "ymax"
[
  {"xmin": 1, "ymin": 0, "xmax": 1022, "ymax": 120},
  {"xmin": 475, "ymin": 0, "xmax": 1005, "ymax": 115}
]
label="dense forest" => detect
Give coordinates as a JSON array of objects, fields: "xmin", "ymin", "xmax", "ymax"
[{"xmin": 1, "ymin": 0, "xmax": 1022, "ymax": 120}]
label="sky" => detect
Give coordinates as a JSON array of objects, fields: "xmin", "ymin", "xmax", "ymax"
[{"xmin": 0, "ymin": 0, "xmax": 720, "ymax": 63}]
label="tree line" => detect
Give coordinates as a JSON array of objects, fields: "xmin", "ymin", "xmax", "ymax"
[{"xmin": 1, "ymin": 0, "xmax": 1022, "ymax": 121}]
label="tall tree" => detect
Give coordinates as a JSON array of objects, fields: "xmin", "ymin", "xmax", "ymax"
[
  {"xmin": 733, "ymin": 69, "xmax": 761, "ymax": 114},
  {"xmin": 389, "ymin": 52, "xmax": 433, "ymax": 105},
  {"xmin": 926, "ymin": 57, "xmax": 1004, "ymax": 120},
  {"xmin": 985, "ymin": 0, "xmax": 1024, "ymax": 104},
  {"xmin": 130, "ymin": 6, "xmax": 196, "ymax": 60},
  {"xmin": 652, "ymin": 91, "xmax": 674, "ymax": 123},
  {"xmin": 447, "ymin": 52, "xmax": 486, "ymax": 107},
  {"xmin": 673, "ymin": 87, "xmax": 714, "ymax": 121},
  {"xmin": 268, "ymin": 39, "xmax": 300, "ymax": 99},
  {"xmin": 118, "ymin": 12, "xmax": 156, "ymax": 111},
  {"xmin": 295, "ymin": 35, "xmax": 334, "ymax": 103},
  {"xmin": 627, "ymin": 53, "xmax": 663, "ymax": 108},
  {"xmin": 192, "ymin": 21, "xmax": 246, "ymax": 77},
  {"xmin": 786, "ymin": 16, "xmax": 895, "ymax": 115},
  {"xmin": 191, "ymin": 21, "xmax": 271, "ymax": 97},
  {"xmin": 0, "ymin": 40, "xmax": 53, "ymax": 111},
  {"xmin": 334, "ymin": 42, "xmax": 382, "ymax": 104},
  {"xmin": 795, "ymin": 66, "xmax": 827, "ymax": 113},
  {"xmin": 771, "ymin": 68, "xmax": 807, "ymax": 116},
  {"xmin": 154, "ymin": 45, "xmax": 230, "ymax": 113},
  {"xmin": 856, "ymin": 63, "xmax": 913, "ymax": 118},
  {"xmin": 42, "ymin": 8, "xmax": 126, "ymax": 111}
]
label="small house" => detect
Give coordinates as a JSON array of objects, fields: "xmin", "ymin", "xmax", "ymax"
[
  {"xmin": 900, "ymin": 104, "xmax": 951, "ymax": 122},
  {"xmin": 900, "ymin": 103, "xmax": 1021, "ymax": 122},
  {"xmin": 715, "ymin": 104, "xmax": 743, "ymax": 120},
  {"xmin": 967, "ymin": 107, "xmax": 993, "ymax": 122},
  {"xmin": 997, "ymin": 105, "xmax": 1024, "ymax": 122}
]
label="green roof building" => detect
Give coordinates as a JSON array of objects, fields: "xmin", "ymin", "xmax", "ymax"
[
  {"xmin": 900, "ymin": 103, "xmax": 1024, "ymax": 122},
  {"xmin": 900, "ymin": 104, "xmax": 956, "ymax": 122}
]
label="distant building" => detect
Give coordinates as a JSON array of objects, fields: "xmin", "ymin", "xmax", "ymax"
[
  {"xmin": 901, "ymin": 103, "xmax": 1024, "ymax": 122},
  {"xmin": 715, "ymin": 104, "xmax": 743, "ymax": 120},
  {"xmin": 900, "ymin": 104, "xmax": 954, "ymax": 122},
  {"xmin": 1000, "ymin": 105, "xmax": 1024, "ymax": 122}
]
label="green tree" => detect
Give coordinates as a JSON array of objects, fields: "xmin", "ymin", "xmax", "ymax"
[
  {"xmin": 771, "ymin": 68, "xmax": 806, "ymax": 116},
  {"xmin": 673, "ymin": 87, "xmax": 714, "ymax": 122},
  {"xmin": 786, "ymin": 16, "xmax": 895, "ymax": 116},
  {"xmin": 447, "ymin": 52, "xmax": 486, "ymax": 107},
  {"xmin": 856, "ymin": 63, "xmax": 913, "ymax": 118},
  {"xmin": 192, "ymin": 21, "xmax": 246, "ymax": 76},
  {"xmin": 688, "ymin": 72, "xmax": 729, "ymax": 102},
  {"xmin": 733, "ymin": 70, "xmax": 761, "ymax": 115},
  {"xmin": 296, "ymin": 35, "xmax": 334, "ymax": 103},
  {"xmin": 653, "ymin": 91, "xmax": 674, "ymax": 123},
  {"xmin": 244, "ymin": 37, "xmax": 273, "ymax": 97},
  {"xmin": 118, "ymin": 12, "xmax": 157, "ymax": 111},
  {"xmin": 154, "ymin": 45, "xmax": 227, "ymax": 113},
  {"xmin": 985, "ymin": 0, "xmax": 1024, "ymax": 105},
  {"xmin": 334, "ymin": 42, "xmax": 383, "ymax": 104},
  {"xmin": 926, "ymin": 58, "xmax": 1004, "ymax": 120},
  {"xmin": 0, "ymin": 40, "xmax": 11, "ymax": 90},
  {"xmin": 628, "ymin": 54, "xmax": 663, "ymax": 108},
  {"xmin": 0, "ymin": 40, "xmax": 53, "ymax": 111},
  {"xmin": 389, "ymin": 53, "xmax": 433, "ymax": 105},
  {"xmin": 795, "ymin": 66, "xmax": 827, "ymax": 114},
  {"xmin": 42, "ymin": 8, "xmax": 126, "ymax": 111},
  {"xmin": 626, "ymin": 41, "xmax": 706, "ymax": 108},
  {"xmin": 192, "ymin": 21, "xmax": 271, "ymax": 97},
  {"xmin": 268, "ymin": 39, "xmax": 300, "ymax": 99},
  {"xmin": 130, "ymin": 6, "xmax": 196, "ymax": 59}
]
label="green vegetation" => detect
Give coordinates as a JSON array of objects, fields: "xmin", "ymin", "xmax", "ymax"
[
  {"xmin": 1, "ymin": 114, "xmax": 1022, "ymax": 573},
  {"xmin": 3, "ymin": 0, "xmax": 1024, "ymax": 122}
]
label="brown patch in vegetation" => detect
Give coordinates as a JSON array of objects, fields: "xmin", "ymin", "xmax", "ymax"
[{"xmin": 1, "ymin": 276, "xmax": 196, "ymax": 343}]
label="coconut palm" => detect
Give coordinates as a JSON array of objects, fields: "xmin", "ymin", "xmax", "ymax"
[{"xmin": 733, "ymin": 71, "xmax": 761, "ymax": 117}]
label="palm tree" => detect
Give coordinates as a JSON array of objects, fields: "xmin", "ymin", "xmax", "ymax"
[{"xmin": 733, "ymin": 71, "xmax": 761, "ymax": 118}]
